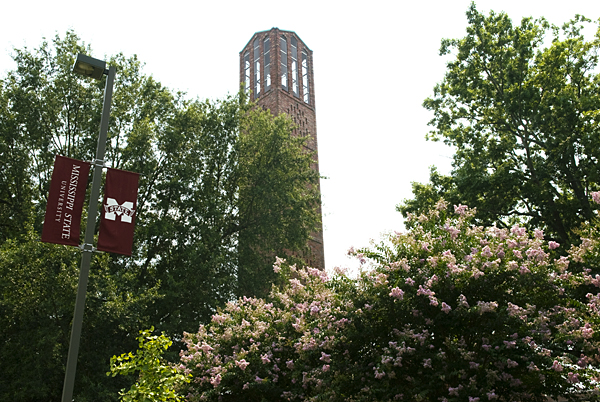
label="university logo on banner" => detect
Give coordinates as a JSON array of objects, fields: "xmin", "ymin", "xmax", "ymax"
[
  {"xmin": 97, "ymin": 168, "xmax": 140, "ymax": 256},
  {"xmin": 41, "ymin": 155, "xmax": 91, "ymax": 246}
]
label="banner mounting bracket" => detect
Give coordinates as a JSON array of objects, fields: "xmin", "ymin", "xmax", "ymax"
[
  {"xmin": 79, "ymin": 243, "xmax": 96, "ymax": 253},
  {"xmin": 91, "ymin": 158, "xmax": 107, "ymax": 169}
]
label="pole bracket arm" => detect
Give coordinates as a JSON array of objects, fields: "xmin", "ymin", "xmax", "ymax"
[
  {"xmin": 91, "ymin": 158, "xmax": 107, "ymax": 169},
  {"xmin": 79, "ymin": 243, "xmax": 96, "ymax": 253}
]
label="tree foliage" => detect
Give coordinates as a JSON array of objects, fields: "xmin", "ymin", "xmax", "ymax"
[
  {"xmin": 0, "ymin": 227, "xmax": 155, "ymax": 401},
  {"xmin": 108, "ymin": 327, "xmax": 190, "ymax": 402},
  {"xmin": 400, "ymin": 4, "xmax": 600, "ymax": 246},
  {"xmin": 0, "ymin": 31, "xmax": 321, "ymax": 401},
  {"xmin": 176, "ymin": 196, "xmax": 600, "ymax": 402}
]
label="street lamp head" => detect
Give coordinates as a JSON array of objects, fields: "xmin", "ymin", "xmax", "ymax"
[{"xmin": 73, "ymin": 54, "xmax": 107, "ymax": 80}]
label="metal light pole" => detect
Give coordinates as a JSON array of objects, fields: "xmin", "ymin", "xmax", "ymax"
[{"xmin": 61, "ymin": 54, "xmax": 116, "ymax": 402}]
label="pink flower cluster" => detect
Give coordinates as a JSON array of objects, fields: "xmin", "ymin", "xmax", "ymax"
[{"xmin": 177, "ymin": 200, "xmax": 600, "ymax": 401}]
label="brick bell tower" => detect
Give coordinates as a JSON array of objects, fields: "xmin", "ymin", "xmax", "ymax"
[{"xmin": 239, "ymin": 28, "xmax": 325, "ymax": 269}]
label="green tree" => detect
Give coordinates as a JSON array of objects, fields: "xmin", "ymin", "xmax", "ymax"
[
  {"xmin": 236, "ymin": 106, "xmax": 321, "ymax": 298},
  {"xmin": 0, "ymin": 79, "xmax": 33, "ymax": 242},
  {"xmin": 400, "ymin": 4, "xmax": 600, "ymax": 245},
  {"xmin": 0, "ymin": 31, "xmax": 321, "ymax": 401},
  {"xmin": 0, "ymin": 229, "xmax": 157, "ymax": 401},
  {"xmin": 108, "ymin": 327, "xmax": 190, "ymax": 402},
  {"xmin": 0, "ymin": 31, "xmax": 161, "ymax": 401}
]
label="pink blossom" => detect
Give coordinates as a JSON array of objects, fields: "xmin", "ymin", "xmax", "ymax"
[
  {"xmin": 481, "ymin": 245, "xmax": 493, "ymax": 258},
  {"xmin": 471, "ymin": 269, "xmax": 484, "ymax": 279},
  {"xmin": 551, "ymin": 360, "xmax": 563, "ymax": 372},
  {"xmin": 548, "ymin": 241, "xmax": 560, "ymax": 250},
  {"xmin": 519, "ymin": 266, "xmax": 531, "ymax": 274},
  {"xmin": 454, "ymin": 204, "xmax": 468, "ymax": 215},
  {"xmin": 236, "ymin": 359, "xmax": 250, "ymax": 370},
  {"xmin": 301, "ymin": 338, "xmax": 317, "ymax": 351},
  {"xmin": 446, "ymin": 226, "xmax": 461, "ymax": 239},
  {"xmin": 320, "ymin": 352, "xmax": 331, "ymax": 363},
  {"xmin": 211, "ymin": 314, "xmax": 227, "ymax": 324},
  {"xmin": 567, "ymin": 372, "xmax": 580, "ymax": 384},
  {"xmin": 336, "ymin": 318, "xmax": 349, "ymax": 328},
  {"xmin": 405, "ymin": 277, "xmax": 415, "ymax": 286},
  {"xmin": 507, "ymin": 302, "xmax": 523, "ymax": 318},
  {"xmin": 581, "ymin": 322, "xmax": 594, "ymax": 339},
  {"xmin": 210, "ymin": 373, "xmax": 221, "ymax": 387},
  {"xmin": 511, "ymin": 225, "xmax": 527, "ymax": 237},
  {"xmin": 375, "ymin": 273, "xmax": 388, "ymax": 285},
  {"xmin": 506, "ymin": 359, "xmax": 518, "ymax": 368},
  {"xmin": 273, "ymin": 256, "xmax": 285, "ymax": 273},
  {"xmin": 448, "ymin": 386, "xmax": 461, "ymax": 396},
  {"xmin": 200, "ymin": 342, "xmax": 214, "ymax": 354},
  {"xmin": 441, "ymin": 302, "xmax": 452, "ymax": 314},
  {"xmin": 261, "ymin": 354, "xmax": 271, "ymax": 364},
  {"xmin": 389, "ymin": 287, "xmax": 404, "ymax": 300},
  {"xmin": 322, "ymin": 364, "xmax": 330, "ymax": 372},
  {"xmin": 526, "ymin": 247, "xmax": 547, "ymax": 261},
  {"xmin": 469, "ymin": 397, "xmax": 480, "ymax": 402},
  {"xmin": 477, "ymin": 301, "xmax": 498, "ymax": 313},
  {"xmin": 357, "ymin": 253, "xmax": 367, "ymax": 264},
  {"xmin": 286, "ymin": 360, "xmax": 294, "ymax": 369},
  {"xmin": 435, "ymin": 199, "xmax": 449, "ymax": 210},
  {"xmin": 417, "ymin": 285, "xmax": 434, "ymax": 297},
  {"xmin": 592, "ymin": 191, "xmax": 600, "ymax": 204}
]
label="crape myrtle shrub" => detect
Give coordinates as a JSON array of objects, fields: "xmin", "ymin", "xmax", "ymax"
[{"xmin": 176, "ymin": 196, "xmax": 600, "ymax": 402}]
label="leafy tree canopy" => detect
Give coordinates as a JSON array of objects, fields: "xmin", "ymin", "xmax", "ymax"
[
  {"xmin": 400, "ymin": 3, "xmax": 600, "ymax": 246},
  {"xmin": 0, "ymin": 31, "xmax": 321, "ymax": 401}
]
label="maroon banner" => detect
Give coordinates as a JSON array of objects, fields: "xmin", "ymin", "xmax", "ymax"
[
  {"xmin": 41, "ymin": 155, "xmax": 91, "ymax": 246},
  {"xmin": 97, "ymin": 168, "xmax": 140, "ymax": 256}
]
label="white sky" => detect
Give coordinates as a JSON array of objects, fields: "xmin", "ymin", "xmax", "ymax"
[{"xmin": 2, "ymin": 0, "xmax": 598, "ymax": 274}]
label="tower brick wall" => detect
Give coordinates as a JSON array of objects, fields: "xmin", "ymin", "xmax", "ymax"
[{"xmin": 240, "ymin": 28, "xmax": 325, "ymax": 269}]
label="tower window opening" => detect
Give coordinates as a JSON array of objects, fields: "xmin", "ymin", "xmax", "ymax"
[
  {"xmin": 264, "ymin": 37, "xmax": 271, "ymax": 91},
  {"xmin": 302, "ymin": 50, "xmax": 310, "ymax": 104},
  {"xmin": 243, "ymin": 51, "xmax": 250, "ymax": 95},
  {"xmin": 291, "ymin": 36, "xmax": 299, "ymax": 97},
  {"xmin": 254, "ymin": 38, "xmax": 261, "ymax": 97},
  {"xmin": 280, "ymin": 36, "xmax": 288, "ymax": 91}
]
